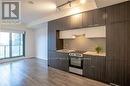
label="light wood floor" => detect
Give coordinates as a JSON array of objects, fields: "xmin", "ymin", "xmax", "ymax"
[{"xmin": 0, "ymin": 58, "xmax": 108, "ymax": 86}]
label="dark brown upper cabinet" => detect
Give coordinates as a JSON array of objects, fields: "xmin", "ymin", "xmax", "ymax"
[
  {"xmin": 48, "ymin": 21, "xmax": 63, "ymax": 51},
  {"xmin": 56, "ymin": 30, "xmax": 63, "ymax": 50},
  {"xmin": 106, "ymin": 2, "xmax": 127, "ymax": 24},
  {"xmin": 93, "ymin": 8, "xmax": 106, "ymax": 26},
  {"xmin": 55, "ymin": 13, "xmax": 83, "ymax": 30},
  {"xmin": 83, "ymin": 10, "xmax": 94, "ymax": 27},
  {"xmin": 70, "ymin": 13, "xmax": 83, "ymax": 29},
  {"xmin": 56, "ymin": 13, "xmax": 82, "ymax": 30},
  {"xmin": 55, "ymin": 17, "xmax": 70, "ymax": 30},
  {"xmin": 127, "ymin": 1, "xmax": 130, "ymax": 21},
  {"xmin": 83, "ymin": 8, "xmax": 106, "ymax": 28}
]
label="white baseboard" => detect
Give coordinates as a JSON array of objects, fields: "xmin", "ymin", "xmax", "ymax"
[{"xmin": 0, "ymin": 57, "xmax": 35, "ymax": 64}]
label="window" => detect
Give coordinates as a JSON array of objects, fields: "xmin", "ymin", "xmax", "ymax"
[
  {"xmin": 0, "ymin": 32, "xmax": 25, "ymax": 59},
  {"xmin": 0, "ymin": 32, "xmax": 10, "ymax": 59}
]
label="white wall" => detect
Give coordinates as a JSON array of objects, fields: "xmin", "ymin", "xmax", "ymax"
[
  {"xmin": 0, "ymin": 24, "xmax": 35, "ymax": 58},
  {"xmin": 0, "ymin": 23, "xmax": 48, "ymax": 60},
  {"xmin": 25, "ymin": 29, "xmax": 35, "ymax": 57},
  {"xmin": 34, "ymin": 23, "xmax": 48, "ymax": 60}
]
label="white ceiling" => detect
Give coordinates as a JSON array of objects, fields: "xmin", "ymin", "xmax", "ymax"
[
  {"xmin": 2, "ymin": 0, "xmax": 128, "ymax": 26},
  {"xmin": 21, "ymin": 0, "xmax": 92, "ymax": 24},
  {"xmin": 21, "ymin": 0, "xmax": 57, "ymax": 24},
  {"xmin": 95, "ymin": 0, "xmax": 128, "ymax": 8}
]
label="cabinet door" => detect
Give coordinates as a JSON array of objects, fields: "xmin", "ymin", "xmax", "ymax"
[
  {"xmin": 95, "ymin": 56, "xmax": 105, "ymax": 81},
  {"xmin": 83, "ymin": 56, "xmax": 105, "ymax": 82},
  {"xmin": 127, "ymin": 1, "xmax": 130, "ymax": 21},
  {"xmin": 85, "ymin": 26, "xmax": 106, "ymax": 38},
  {"xmin": 106, "ymin": 22, "xmax": 127, "ymax": 86},
  {"xmin": 48, "ymin": 51, "xmax": 57, "ymax": 68},
  {"xmin": 106, "ymin": 2, "xmax": 127, "ymax": 24},
  {"xmin": 70, "ymin": 13, "xmax": 83, "ymax": 29},
  {"xmin": 56, "ymin": 17, "xmax": 70, "ymax": 30},
  {"xmin": 56, "ymin": 30, "xmax": 63, "ymax": 50},
  {"xmin": 48, "ymin": 21, "xmax": 56, "ymax": 50},
  {"xmin": 57, "ymin": 53, "xmax": 69, "ymax": 72},
  {"xmin": 83, "ymin": 10, "xmax": 94, "ymax": 27},
  {"xmin": 83, "ymin": 56, "xmax": 95, "ymax": 79},
  {"xmin": 93, "ymin": 8, "xmax": 106, "ymax": 26},
  {"xmin": 127, "ymin": 22, "xmax": 130, "ymax": 86},
  {"xmin": 48, "ymin": 21, "xmax": 63, "ymax": 51}
]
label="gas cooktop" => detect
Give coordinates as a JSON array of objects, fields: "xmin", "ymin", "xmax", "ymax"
[
  {"xmin": 71, "ymin": 50, "xmax": 87, "ymax": 53},
  {"xmin": 69, "ymin": 50, "xmax": 87, "ymax": 57}
]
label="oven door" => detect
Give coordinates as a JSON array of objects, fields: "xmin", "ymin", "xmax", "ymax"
[{"xmin": 69, "ymin": 56, "xmax": 83, "ymax": 69}]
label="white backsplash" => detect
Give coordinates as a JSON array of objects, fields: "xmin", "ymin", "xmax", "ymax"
[{"xmin": 63, "ymin": 36, "xmax": 106, "ymax": 52}]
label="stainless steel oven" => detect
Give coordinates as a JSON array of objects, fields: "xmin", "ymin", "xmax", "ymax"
[
  {"xmin": 69, "ymin": 56, "xmax": 83, "ymax": 69},
  {"xmin": 69, "ymin": 52, "xmax": 84, "ymax": 75}
]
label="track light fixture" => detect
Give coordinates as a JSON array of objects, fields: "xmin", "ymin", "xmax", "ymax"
[
  {"xmin": 56, "ymin": 0, "xmax": 87, "ymax": 10},
  {"xmin": 57, "ymin": 0, "xmax": 76, "ymax": 9}
]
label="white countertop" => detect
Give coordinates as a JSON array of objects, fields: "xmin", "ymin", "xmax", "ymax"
[
  {"xmin": 56, "ymin": 49, "xmax": 106, "ymax": 56},
  {"xmin": 83, "ymin": 51, "xmax": 106, "ymax": 56}
]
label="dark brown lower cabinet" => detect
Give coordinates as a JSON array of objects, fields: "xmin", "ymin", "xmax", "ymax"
[
  {"xmin": 48, "ymin": 50, "xmax": 57, "ymax": 68},
  {"xmin": 48, "ymin": 51, "xmax": 57, "ymax": 68},
  {"xmin": 56, "ymin": 52, "xmax": 69, "ymax": 72},
  {"xmin": 48, "ymin": 51, "xmax": 69, "ymax": 72},
  {"xmin": 106, "ymin": 22, "xmax": 129, "ymax": 86},
  {"xmin": 128, "ymin": 62, "xmax": 130, "ymax": 86},
  {"xmin": 83, "ymin": 55, "xmax": 106, "ymax": 82}
]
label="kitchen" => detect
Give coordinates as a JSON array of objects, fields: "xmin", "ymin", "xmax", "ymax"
[
  {"xmin": 49, "ymin": 19, "xmax": 106, "ymax": 81},
  {"xmin": 57, "ymin": 26, "xmax": 106, "ymax": 75}
]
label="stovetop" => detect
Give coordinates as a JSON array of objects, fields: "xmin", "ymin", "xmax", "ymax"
[
  {"xmin": 69, "ymin": 50, "xmax": 87, "ymax": 57},
  {"xmin": 71, "ymin": 50, "xmax": 87, "ymax": 54}
]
